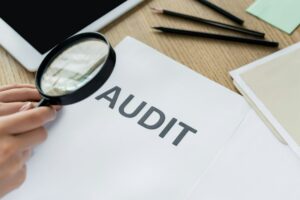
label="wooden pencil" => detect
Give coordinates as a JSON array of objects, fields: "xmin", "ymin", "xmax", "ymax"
[
  {"xmin": 196, "ymin": 0, "xmax": 244, "ymax": 25},
  {"xmin": 151, "ymin": 7, "xmax": 264, "ymax": 38},
  {"xmin": 153, "ymin": 27, "xmax": 279, "ymax": 47}
]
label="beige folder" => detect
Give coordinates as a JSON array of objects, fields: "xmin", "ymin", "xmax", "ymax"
[{"xmin": 231, "ymin": 43, "xmax": 300, "ymax": 156}]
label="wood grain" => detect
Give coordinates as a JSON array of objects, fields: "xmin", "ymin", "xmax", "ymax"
[{"xmin": 1, "ymin": 0, "xmax": 299, "ymax": 92}]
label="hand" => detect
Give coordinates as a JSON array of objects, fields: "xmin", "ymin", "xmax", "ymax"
[
  {"xmin": 0, "ymin": 84, "xmax": 58, "ymax": 198},
  {"xmin": 0, "ymin": 84, "xmax": 40, "ymax": 115}
]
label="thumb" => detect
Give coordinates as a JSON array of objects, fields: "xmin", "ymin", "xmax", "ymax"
[
  {"xmin": 19, "ymin": 102, "xmax": 35, "ymax": 112},
  {"xmin": 19, "ymin": 102, "xmax": 62, "ymax": 112}
]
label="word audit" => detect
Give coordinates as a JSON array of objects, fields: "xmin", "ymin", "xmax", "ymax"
[{"xmin": 95, "ymin": 86, "xmax": 198, "ymax": 146}]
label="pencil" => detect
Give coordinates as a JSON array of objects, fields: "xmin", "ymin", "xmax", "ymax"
[
  {"xmin": 153, "ymin": 27, "xmax": 279, "ymax": 47},
  {"xmin": 196, "ymin": 0, "xmax": 244, "ymax": 25},
  {"xmin": 151, "ymin": 7, "xmax": 264, "ymax": 38}
]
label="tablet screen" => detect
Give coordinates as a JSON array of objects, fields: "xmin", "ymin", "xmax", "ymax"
[{"xmin": 0, "ymin": 0, "xmax": 127, "ymax": 54}]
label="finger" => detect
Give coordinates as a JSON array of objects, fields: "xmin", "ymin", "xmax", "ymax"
[
  {"xmin": 19, "ymin": 103, "xmax": 60, "ymax": 112},
  {"xmin": 15, "ymin": 127, "xmax": 48, "ymax": 151},
  {"xmin": 0, "ymin": 88, "xmax": 41, "ymax": 103},
  {"xmin": 0, "ymin": 152, "xmax": 29, "ymax": 181},
  {"xmin": 0, "ymin": 102, "xmax": 38, "ymax": 116},
  {"xmin": 0, "ymin": 84, "xmax": 35, "ymax": 92},
  {"xmin": 0, "ymin": 107, "xmax": 57, "ymax": 135},
  {"xmin": 0, "ymin": 102, "xmax": 24, "ymax": 116},
  {"xmin": 0, "ymin": 165, "xmax": 26, "ymax": 198},
  {"xmin": 0, "ymin": 136, "xmax": 32, "ymax": 166}
]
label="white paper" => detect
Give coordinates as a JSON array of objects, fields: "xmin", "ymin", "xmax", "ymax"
[
  {"xmin": 187, "ymin": 110, "xmax": 300, "ymax": 200},
  {"xmin": 3, "ymin": 37, "xmax": 250, "ymax": 199}
]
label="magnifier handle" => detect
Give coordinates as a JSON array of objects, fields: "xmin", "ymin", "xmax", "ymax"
[{"xmin": 37, "ymin": 98, "xmax": 51, "ymax": 107}]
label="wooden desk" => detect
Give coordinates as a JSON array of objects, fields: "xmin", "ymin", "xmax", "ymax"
[{"xmin": 1, "ymin": 0, "xmax": 299, "ymax": 92}]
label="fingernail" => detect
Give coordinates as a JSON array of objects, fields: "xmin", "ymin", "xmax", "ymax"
[
  {"xmin": 48, "ymin": 107, "xmax": 58, "ymax": 122},
  {"xmin": 23, "ymin": 149, "xmax": 33, "ymax": 162},
  {"xmin": 53, "ymin": 105, "xmax": 62, "ymax": 112},
  {"xmin": 19, "ymin": 102, "xmax": 33, "ymax": 111}
]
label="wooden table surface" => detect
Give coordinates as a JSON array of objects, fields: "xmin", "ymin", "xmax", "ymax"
[{"xmin": 1, "ymin": 0, "xmax": 299, "ymax": 92}]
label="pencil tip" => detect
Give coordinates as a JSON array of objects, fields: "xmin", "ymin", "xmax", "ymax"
[
  {"xmin": 150, "ymin": 7, "xmax": 163, "ymax": 13},
  {"xmin": 152, "ymin": 27, "xmax": 162, "ymax": 31}
]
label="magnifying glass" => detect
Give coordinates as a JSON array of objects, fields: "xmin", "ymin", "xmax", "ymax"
[{"xmin": 35, "ymin": 32, "xmax": 116, "ymax": 107}]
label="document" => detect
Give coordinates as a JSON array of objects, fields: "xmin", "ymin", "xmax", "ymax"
[
  {"xmin": 187, "ymin": 110, "xmax": 300, "ymax": 200},
  {"xmin": 3, "ymin": 37, "xmax": 250, "ymax": 199},
  {"xmin": 4, "ymin": 37, "xmax": 300, "ymax": 200}
]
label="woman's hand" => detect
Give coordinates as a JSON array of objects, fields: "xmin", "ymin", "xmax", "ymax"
[{"xmin": 0, "ymin": 84, "xmax": 58, "ymax": 198}]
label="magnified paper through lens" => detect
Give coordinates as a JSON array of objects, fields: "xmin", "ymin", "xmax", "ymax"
[{"xmin": 41, "ymin": 39, "xmax": 109, "ymax": 96}]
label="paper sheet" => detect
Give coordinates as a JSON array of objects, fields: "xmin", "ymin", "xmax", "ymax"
[
  {"xmin": 187, "ymin": 110, "xmax": 300, "ymax": 200},
  {"xmin": 3, "ymin": 37, "xmax": 250, "ymax": 200},
  {"xmin": 247, "ymin": 0, "xmax": 300, "ymax": 34}
]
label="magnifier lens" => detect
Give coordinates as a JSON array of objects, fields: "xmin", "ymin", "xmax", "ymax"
[{"xmin": 40, "ymin": 39, "xmax": 109, "ymax": 96}]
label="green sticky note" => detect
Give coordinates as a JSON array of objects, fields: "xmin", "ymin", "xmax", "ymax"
[{"xmin": 247, "ymin": 0, "xmax": 300, "ymax": 34}]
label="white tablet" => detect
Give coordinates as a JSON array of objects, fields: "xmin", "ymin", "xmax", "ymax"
[{"xmin": 0, "ymin": 0, "xmax": 143, "ymax": 72}]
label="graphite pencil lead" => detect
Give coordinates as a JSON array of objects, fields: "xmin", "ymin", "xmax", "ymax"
[{"xmin": 152, "ymin": 26, "xmax": 162, "ymax": 30}]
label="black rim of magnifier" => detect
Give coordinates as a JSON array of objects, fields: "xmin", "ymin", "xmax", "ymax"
[{"xmin": 36, "ymin": 32, "xmax": 116, "ymax": 106}]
